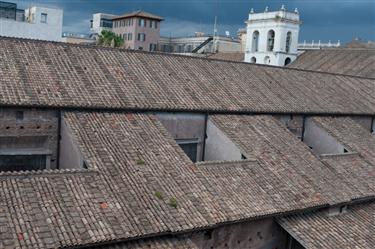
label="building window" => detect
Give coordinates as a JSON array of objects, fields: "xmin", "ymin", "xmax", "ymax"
[
  {"xmin": 128, "ymin": 33, "xmax": 132, "ymax": 41},
  {"xmin": 138, "ymin": 18, "xmax": 146, "ymax": 27},
  {"xmin": 176, "ymin": 139, "xmax": 198, "ymax": 162},
  {"xmin": 16, "ymin": 111, "xmax": 24, "ymax": 121},
  {"xmin": 149, "ymin": 43, "xmax": 157, "ymax": 51},
  {"xmin": 250, "ymin": 57, "xmax": 256, "ymax": 63},
  {"xmin": 177, "ymin": 45, "xmax": 184, "ymax": 53},
  {"xmin": 251, "ymin": 31, "xmax": 259, "ymax": 52},
  {"xmin": 150, "ymin": 20, "xmax": 153, "ymax": 28},
  {"xmin": 137, "ymin": 33, "xmax": 146, "ymax": 41},
  {"xmin": 100, "ymin": 18, "xmax": 113, "ymax": 28},
  {"xmin": 264, "ymin": 56, "xmax": 271, "ymax": 64},
  {"xmin": 0, "ymin": 155, "xmax": 47, "ymax": 172},
  {"xmin": 154, "ymin": 21, "xmax": 158, "ymax": 29},
  {"xmin": 285, "ymin": 31, "xmax": 292, "ymax": 53},
  {"xmin": 284, "ymin": 57, "xmax": 291, "ymax": 66},
  {"xmin": 267, "ymin": 30, "xmax": 275, "ymax": 51},
  {"xmin": 40, "ymin": 13, "xmax": 47, "ymax": 23}
]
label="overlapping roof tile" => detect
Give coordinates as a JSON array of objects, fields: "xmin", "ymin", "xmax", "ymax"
[
  {"xmin": 88, "ymin": 236, "xmax": 198, "ymax": 249},
  {"xmin": 208, "ymin": 115, "xmax": 375, "ymax": 204},
  {"xmin": 278, "ymin": 201, "xmax": 375, "ymax": 249},
  {"xmin": 1, "ymin": 112, "xmax": 375, "ymax": 248},
  {"xmin": 206, "ymin": 52, "xmax": 244, "ymax": 62},
  {"xmin": 290, "ymin": 49, "xmax": 375, "ymax": 78},
  {"xmin": 0, "ymin": 37, "xmax": 374, "ymax": 114}
]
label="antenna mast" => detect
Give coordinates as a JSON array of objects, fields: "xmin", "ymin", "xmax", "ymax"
[{"xmin": 213, "ymin": 15, "xmax": 217, "ymax": 53}]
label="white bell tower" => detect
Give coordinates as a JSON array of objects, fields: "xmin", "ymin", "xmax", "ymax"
[{"xmin": 244, "ymin": 5, "xmax": 301, "ymax": 66}]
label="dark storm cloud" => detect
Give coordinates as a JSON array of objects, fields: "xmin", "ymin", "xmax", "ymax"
[{"xmin": 11, "ymin": 0, "xmax": 375, "ymax": 42}]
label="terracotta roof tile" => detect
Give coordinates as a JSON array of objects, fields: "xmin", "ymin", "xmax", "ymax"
[
  {"xmin": 112, "ymin": 10, "xmax": 163, "ymax": 21},
  {"xmin": 278, "ymin": 201, "xmax": 375, "ymax": 249},
  {"xmin": 207, "ymin": 115, "xmax": 375, "ymax": 205},
  {"xmin": 0, "ymin": 37, "xmax": 374, "ymax": 114},
  {"xmin": 290, "ymin": 49, "xmax": 375, "ymax": 78},
  {"xmin": 88, "ymin": 236, "xmax": 198, "ymax": 249},
  {"xmin": 0, "ymin": 113, "xmax": 374, "ymax": 248},
  {"xmin": 207, "ymin": 52, "xmax": 244, "ymax": 62}
]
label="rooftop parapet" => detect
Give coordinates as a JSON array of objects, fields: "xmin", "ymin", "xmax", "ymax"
[{"xmin": 247, "ymin": 5, "xmax": 300, "ymax": 24}]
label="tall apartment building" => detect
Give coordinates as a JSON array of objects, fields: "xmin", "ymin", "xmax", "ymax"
[
  {"xmin": 0, "ymin": 1, "xmax": 63, "ymax": 41},
  {"xmin": 90, "ymin": 10, "xmax": 163, "ymax": 52},
  {"xmin": 244, "ymin": 6, "xmax": 300, "ymax": 66},
  {"xmin": 112, "ymin": 11, "xmax": 163, "ymax": 51}
]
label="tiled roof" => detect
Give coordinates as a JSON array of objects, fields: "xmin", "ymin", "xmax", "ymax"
[
  {"xmin": 290, "ymin": 49, "xmax": 375, "ymax": 78},
  {"xmin": 87, "ymin": 236, "xmax": 198, "ymax": 249},
  {"xmin": 206, "ymin": 52, "xmax": 244, "ymax": 62},
  {"xmin": 278, "ymin": 201, "xmax": 375, "ymax": 249},
  {"xmin": 0, "ymin": 112, "xmax": 206, "ymax": 248},
  {"xmin": 0, "ymin": 112, "xmax": 374, "ymax": 248},
  {"xmin": 113, "ymin": 10, "xmax": 163, "ymax": 20},
  {"xmin": 208, "ymin": 115, "xmax": 375, "ymax": 205},
  {"xmin": 345, "ymin": 40, "xmax": 375, "ymax": 49},
  {"xmin": 309, "ymin": 116, "xmax": 375, "ymax": 199},
  {"xmin": 311, "ymin": 116, "xmax": 375, "ymax": 164},
  {"xmin": 275, "ymin": 116, "xmax": 375, "ymax": 248},
  {"xmin": 1, "ymin": 37, "xmax": 375, "ymax": 115}
]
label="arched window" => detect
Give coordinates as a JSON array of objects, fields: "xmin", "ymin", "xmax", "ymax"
[
  {"xmin": 284, "ymin": 57, "xmax": 291, "ymax": 66},
  {"xmin": 264, "ymin": 56, "xmax": 271, "ymax": 64},
  {"xmin": 267, "ymin": 30, "xmax": 275, "ymax": 51},
  {"xmin": 251, "ymin": 57, "xmax": 256, "ymax": 63},
  {"xmin": 285, "ymin": 32, "xmax": 292, "ymax": 53},
  {"xmin": 251, "ymin": 31, "xmax": 259, "ymax": 52}
]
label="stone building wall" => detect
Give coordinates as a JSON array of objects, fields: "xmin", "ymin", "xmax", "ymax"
[
  {"xmin": 274, "ymin": 115, "xmax": 304, "ymax": 139},
  {"xmin": 190, "ymin": 218, "xmax": 289, "ymax": 249},
  {"xmin": 0, "ymin": 108, "xmax": 59, "ymax": 170},
  {"xmin": 156, "ymin": 113, "xmax": 206, "ymax": 162}
]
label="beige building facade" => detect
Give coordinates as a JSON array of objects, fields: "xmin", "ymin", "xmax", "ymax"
[{"xmin": 112, "ymin": 11, "xmax": 163, "ymax": 51}]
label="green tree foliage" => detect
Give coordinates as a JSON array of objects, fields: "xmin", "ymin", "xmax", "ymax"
[{"xmin": 97, "ymin": 30, "xmax": 124, "ymax": 48}]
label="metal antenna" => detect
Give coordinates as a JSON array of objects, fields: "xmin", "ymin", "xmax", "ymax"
[
  {"xmin": 213, "ymin": 0, "xmax": 219, "ymax": 53},
  {"xmin": 213, "ymin": 15, "xmax": 217, "ymax": 53}
]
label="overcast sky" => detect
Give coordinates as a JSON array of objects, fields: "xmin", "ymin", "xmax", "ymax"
[{"xmin": 12, "ymin": 0, "xmax": 375, "ymax": 43}]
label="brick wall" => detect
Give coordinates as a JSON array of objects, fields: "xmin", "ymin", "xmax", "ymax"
[
  {"xmin": 190, "ymin": 218, "xmax": 288, "ymax": 249},
  {"xmin": 0, "ymin": 108, "xmax": 59, "ymax": 170}
]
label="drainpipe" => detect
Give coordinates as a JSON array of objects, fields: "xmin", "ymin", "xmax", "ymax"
[
  {"xmin": 301, "ymin": 116, "xmax": 306, "ymax": 141},
  {"xmin": 56, "ymin": 110, "xmax": 62, "ymax": 169},
  {"xmin": 201, "ymin": 113, "xmax": 208, "ymax": 161}
]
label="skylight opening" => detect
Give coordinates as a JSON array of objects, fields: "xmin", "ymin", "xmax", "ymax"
[
  {"xmin": 303, "ymin": 118, "xmax": 351, "ymax": 156},
  {"xmin": 157, "ymin": 113, "xmax": 247, "ymax": 163}
]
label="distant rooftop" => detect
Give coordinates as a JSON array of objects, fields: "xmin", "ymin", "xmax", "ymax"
[{"xmin": 112, "ymin": 10, "xmax": 163, "ymax": 21}]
